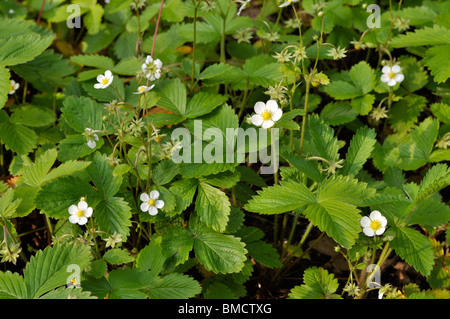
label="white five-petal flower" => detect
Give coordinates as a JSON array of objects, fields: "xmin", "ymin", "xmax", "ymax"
[
  {"xmin": 360, "ymin": 210, "xmax": 387, "ymax": 237},
  {"xmin": 141, "ymin": 56, "xmax": 163, "ymax": 81},
  {"xmin": 9, "ymin": 80, "xmax": 19, "ymax": 95},
  {"xmin": 68, "ymin": 200, "xmax": 93, "ymax": 225},
  {"xmin": 94, "ymin": 70, "xmax": 114, "ymax": 89},
  {"xmin": 250, "ymin": 100, "xmax": 283, "ymax": 129},
  {"xmin": 380, "ymin": 64, "xmax": 404, "ymax": 87},
  {"xmin": 133, "ymin": 84, "xmax": 155, "ymax": 94},
  {"xmin": 84, "ymin": 128, "xmax": 99, "ymax": 149},
  {"xmin": 140, "ymin": 191, "xmax": 165, "ymax": 216}
]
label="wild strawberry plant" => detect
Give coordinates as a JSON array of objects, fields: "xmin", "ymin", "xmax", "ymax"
[{"xmin": 0, "ymin": 0, "xmax": 449, "ymax": 300}]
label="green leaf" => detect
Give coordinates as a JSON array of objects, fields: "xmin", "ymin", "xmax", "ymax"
[
  {"xmin": 423, "ymin": 44, "xmax": 450, "ymax": 83},
  {"xmin": 407, "ymin": 196, "xmax": 450, "ymax": 227},
  {"xmin": 0, "ymin": 66, "xmax": 10, "ymax": 110},
  {"xmin": 61, "ymin": 95, "xmax": 103, "ymax": 133},
  {"xmin": 390, "ymin": 227, "xmax": 434, "ymax": 276},
  {"xmin": 70, "ymin": 54, "xmax": 115, "ymax": 70},
  {"xmin": 320, "ymin": 101, "xmax": 358, "ymax": 126},
  {"xmin": 0, "ymin": 271, "xmax": 27, "ymax": 299},
  {"xmin": 86, "ymin": 152, "xmax": 122, "ymax": 199},
  {"xmin": 0, "ymin": 110, "xmax": 38, "ymax": 155},
  {"xmin": 0, "ymin": 188, "xmax": 22, "ymax": 219},
  {"xmin": 57, "ymin": 134, "xmax": 104, "ymax": 162},
  {"xmin": 341, "ymin": 126, "xmax": 376, "ymax": 177},
  {"xmin": 195, "ymin": 180, "xmax": 231, "ymax": 232},
  {"xmin": 245, "ymin": 180, "xmax": 315, "ymax": 215},
  {"xmin": 148, "ymin": 273, "xmax": 202, "ymax": 299},
  {"xmin": 103, "ymin": 249, "xmax": 135, "ymax": 265},
  {"xmin": 95, "ymin": 196, "xmax": 132, "ymax": 239},
  {"xmin": 10, "ymin": 105, "xmax": 56, "ymax": 128},
  {"xmin": 389, "ymin": 25, "xmax": 450, "ymax": 47},
  {"xmin": 350, "ymin": 94, "xmax": 375, "ymax": 115},
  {"xmin": 0, "ymin": 19, "xmax": 54, "ymax": 66},
  {"xmin": 23, "ymin": 243, "xmax": 92, "ymax": 298},
  {"xmin": 349, "ymin": 61, "xmax": 376, "ymax": 95},
  {"xmin": 35, "ymin": 176, "xmax": 97, "ymax": 219},
  {"xmin": 323, "ymin": 80, "xmax": 361, "ymax": 100},
  {"xmin": 154, "ymin": 78, "xmax": 186, "ymax": 116},
  {"xmin": 184, "ymin": 92, "xmax": 228, "ymax": 119},
  {"xmin": 136, "ymin": 235, "xmax": 165, "ymax": 275},
  {"xmin": 22, "ymin": 148, "xmax": 58, "ymax": 188},
  {"xmin": 193, "ymin": 231, "xmax": 247, "ymax": 274},
  {"xmin": 282, "ymin": 153, "xmax": 324, "ymax": 183},
  {"xmin": 243, "ymin": 55, "xmax": 283, "ymax": 87},
  {"xmin": 160, "ymin": 226, "xmax": 194, "ymax": 267},
  {"xmin": 307, "ymin": 114, "xmax": 340, "ymax": 163},
  {"xmin": 430, "ymin": 103, "xmax": 450, "ymax": 125},
  {"xmin": 389, "ymin": 95, "xmax": 427, "ymax": 133},
  {"xmin": 414, "ymin": 164, "xmax": 450, "ymax": 205},
  {"xmin": 289, "ymin": 267, "xmax": 341, "ymax": 299},
  {"xmin": 385, "ymin": 117, "xmax": 439, "ymax": 170}
]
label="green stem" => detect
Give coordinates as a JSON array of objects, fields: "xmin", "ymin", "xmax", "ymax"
[
  {"xmin": 90, "ymin": 217, "xmax": 101, "ymax": 259},
  {"xmin": 191, "ymin": 0, "xmax": 199, "ymax": 90},
  {"xmin": 298, "ymin": 80, "xmax": 310, "ymax": 156}
]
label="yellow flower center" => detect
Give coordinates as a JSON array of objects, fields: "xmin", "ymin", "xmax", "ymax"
[
  {"xmin": 262, "ymin": 111, "xmax": 272, "ymax": 120},
  {"xmin": 77, "ymin": 210, "xmax": 84, "ymax": 217},
  {"xmin": 102, "ymin": 78, "xmax": 109, "ymax": 85},
  {"xmin": 388, "ymin": 72, "xmax": 396, "ymax": 79},
  {"xmin": 370, "ymin": 219, "xmax": 381, "ymax": 231},
  {"xmin": 139, "ymin": 86, "xmax": 146, "ymax": 92},
  {"xmin": 148, "ymin": 199, "xmax": 155, "ymax": 206},
  {"xmin": 9, "ymin": 85, "xmax": 14, "ymax": 91}
]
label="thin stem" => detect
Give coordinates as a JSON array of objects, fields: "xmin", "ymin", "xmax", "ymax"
[
  {"xmin": 90, "ymin": 217, "xmax": 101, "ymax": 259},
  {"xmin": 36, "ymin": 0, "xmax": 46, "ymax": 25},
  {"xmin": 191, "ymin": 0, "xmax": 199, "ymax": 90},
  {"xmin": 298, "ymin": 80, "xmax": 310, "ymax": 156}
]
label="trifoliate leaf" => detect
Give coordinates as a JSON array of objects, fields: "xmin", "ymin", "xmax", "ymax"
[{"xmin": 289, "ymin": 267, "xmax": 341, "ymax": 299}]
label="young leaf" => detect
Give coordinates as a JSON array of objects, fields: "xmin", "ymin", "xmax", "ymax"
[
  {"xmin": 390, "ymin": 227, "xmax": 435, "ymax": 277},
  {"xmin": 289, "ymin": 267, "xmax": 341, "ymax": 299},
  {"xmin": 23, "ymin": 243, "xmax": 92, "ymax": 298},
  {"xmin": 193, "ymin": 231, "xmax": 248, "ymax": 274},
  {"xmin": 341, "ymin": 126, "xmax": 376, "ymax": 177}
]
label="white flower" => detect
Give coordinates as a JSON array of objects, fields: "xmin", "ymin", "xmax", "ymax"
[
  {"xmin": 68, "ymin": 200, "xmax": 93, "ymax": 225},
  {"xmin": 142, "ymin": 56, "xmax": 162, "ymax": 81},
  {"xmin": 250, "ymin": 100, "xmax": 283, "ymax": 129},
  {"xmin": 84, "ymin": 128, "xmax": 99, "ymax": 149},
  {"xmin": 380, "ymin": 64, "xmax": 404, "ymax": 87},
  {"xmin": 133, "ymin": 84, "xmax": 155, "ymax": 94},
  {"xmin": 279, "ymin": 0, "xmax": 299, "ymax": 8},
  {"xmin": 8, "ymin": 80, "xmax": 19, "ymax": 95},
  {"xmin": 94, "ymin": 70, "xmax": 114, "ymax": 89},
  {"xmin": 140, "ymin": 191, "xmax": 164, "ymax": 216},
  {"xmin": 360, "ymin": 210, "xmax": 387, "ymax": 237}
]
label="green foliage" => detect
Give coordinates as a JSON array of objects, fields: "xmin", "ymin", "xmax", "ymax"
[{"xmin": 0, "ymin": 0, "xmax": 449, "ymax": 302}]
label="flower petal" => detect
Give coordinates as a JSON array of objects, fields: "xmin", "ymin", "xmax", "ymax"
[
  {"xmin": 149, "ymin": 190, "xmax": 160, "ymax": 200},
  {"xmin": 94, "ymin": 83, "xmax": 103, "ymax": 89},
  {"xmin": 254, "ymin": 102, "xmax": 266, "ymax": 114},
  {"xmin": 271, "ymin": 108, "xmax": 283, "ymax": 121},
  {"xmin": 154, "ymin": 59, "xmax": 163, "ymax": 69},
  {"xmin": 261, "ymin": 119, "xmax": 274, "ymax": 129},
  {"xmin": 387, "ymin": 79, "xmax": 397, "ymax": 86},
  {"xmin": 363, "ymin": 227, "xmax": 375, "ymax": 237},
  {"xmin": 381, "ymin": 66, "xmax": 391, "ymax": 74},
  {"xmin": 360, "ymin": 216, "xmax": 371, "ymax": 228},
  {"xmin": 391, "ymin": 65, "xmax": 401, "ymax": 73},
  {"xmin": 378, "ymin": 215, "xmax": 388, "ymax": 227},
  {"xmin": 69, "ymin": 215, "xmax": 79, "ymax": 224},
  {"xmin": 154, "ymin": 200, "xmax": 165, "ymax": 209},
  {"xmin": 104, "ymin": 70, "xmax": 112, "ymax": 79},
  {"xmin": 84, "ymin": 207, "xmax": 93, "ymax": 218},
  {"xmin": 369, "ymin": 210, "xmax": 382, "ymax": 221},
  {"xmin": 69, "ymin": 205, "xmax": 78, "ymax": 215},
  {"xmin": 375, "ymin": 227, "xmax": 386, "ymax": 236},
  {"xmin": 148, "ymin": 206, "xmax": 158, "ymax": 216},
  {"xmin": 251, "ymin": 114, "xmax": 264, "ymax": 126},
  {"xmin": 97, "ymin": 74, "xmax": 105, "ymax": 82},
  {"xmin": 78, "ymin": 217, "xmax": 88, "ymax": 225},
  {"xmin": 140, "ymin": 193, "xmax": 150, "ymax": 202},
  {"xmin": 140, "ymin": 202, "xmax": 149, "ymax": 212},
  {"xmin": 78, "ymin": 201, "xmax": 88, "ymax": 210},
  {"xmin": 266, "ymin": 100, "xmax": 279, "ymax": 113},
  {"xmin": 87, "ymin": 140, "xmax": 96, "ymax": 149},
  {"xmin": 395, "ymin": 73, "xmax": 404, "ymax": 83},
  {"xmin": 380, "ymin": 74, "xmax": 389, "ymax": 83}
]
